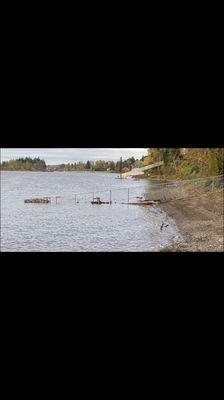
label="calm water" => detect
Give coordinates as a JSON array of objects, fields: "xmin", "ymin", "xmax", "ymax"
[{"xmin": 0, "ymin": 171, "xmax": 182, "ymax": 252}]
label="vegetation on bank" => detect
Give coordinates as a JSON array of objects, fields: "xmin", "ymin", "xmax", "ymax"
[
  {"xmin": 144, "ymin": 148, "xmax": 224, "ymax": 179},
  {"xmin": 0, "ymin": 158, "xmax": 46, "ymax": 171}
]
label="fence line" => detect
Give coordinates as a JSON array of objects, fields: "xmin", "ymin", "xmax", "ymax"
[{"xmin": 33, "ymin": 175, "xmax": 224, "ymax": 205}]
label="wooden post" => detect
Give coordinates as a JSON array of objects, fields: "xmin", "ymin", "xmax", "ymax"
[{"xmin": 110, "ymin": 190, "xmax": 112, "ymax": 204}]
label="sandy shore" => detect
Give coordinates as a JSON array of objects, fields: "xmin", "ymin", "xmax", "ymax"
[{"xmin": 160, "ymin": 189, "xmax": 224, "ymax": 252}]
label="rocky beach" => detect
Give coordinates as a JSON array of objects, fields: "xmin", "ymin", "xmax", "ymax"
[{"xmin": 160, "ymin": 189, "xmax": 224, "ymax": 252}]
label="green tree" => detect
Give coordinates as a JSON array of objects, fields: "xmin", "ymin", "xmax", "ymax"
[{"xmin": 86, "ymin": 160, "xmax": 91, "ymax": 170}]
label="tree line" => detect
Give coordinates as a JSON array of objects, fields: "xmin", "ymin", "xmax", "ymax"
[
  {"xmin": 0, "ymin": 157, "xmax": 47, "ymax": 171},
  {"xmin": 47, "ymin": 157, "xmax": 140, "ymax": 172},
  {"xmin": 0, "ymin": 156, "xmax": 142, "ymax": 172},
  {"xmin": 1, "ymin": 151, "xmax": 222, "ymax": 177}
]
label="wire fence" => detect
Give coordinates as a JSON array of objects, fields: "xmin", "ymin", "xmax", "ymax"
[
  {"xmin": 43, "ymin": 174, "xmax": 224, "ymax": 206},
  {"xmin": 53, "ymin": 185, "xmax": 148, "ymax": 205}
]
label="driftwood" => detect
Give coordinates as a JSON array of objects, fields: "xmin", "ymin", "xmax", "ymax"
[
  {"xmin": 123, "ymin": 200, "xmax": 162, "ymax": 206},
  {"xmin": 24, "ymin": 198, "xmax": 51, "ymax": 204},
  {"xmin": 91, "ymin": 201, "xmax": 110, "ymax": 205}
]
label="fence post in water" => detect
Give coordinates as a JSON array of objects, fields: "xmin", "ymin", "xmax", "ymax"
[{"xmin": 110, "ymin": 190, "xmax": 112, "ymax": 204}]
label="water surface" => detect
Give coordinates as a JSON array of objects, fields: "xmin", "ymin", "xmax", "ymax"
[{"xmin": 0, "ymin": 171, "xmax": 182, "ymax": 251}]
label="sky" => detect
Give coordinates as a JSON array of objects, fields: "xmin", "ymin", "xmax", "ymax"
[{"xmin": 0, "ymin": 148, "xmax": 148, "ymax": 165}]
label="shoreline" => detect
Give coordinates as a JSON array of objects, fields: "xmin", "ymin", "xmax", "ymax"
[{"xmin": 159, "ymin": 190, "xmax": 224, "ymax": 252}]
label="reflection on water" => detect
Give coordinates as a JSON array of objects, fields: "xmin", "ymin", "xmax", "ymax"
[{"xmin": 0, "ymin": 171, "xmax": 182, "ymax": 252}]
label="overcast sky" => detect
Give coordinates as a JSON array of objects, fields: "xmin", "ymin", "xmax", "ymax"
[{"xmin": 1, "ymin": 148, "xmax": 148, "ymax": 165}]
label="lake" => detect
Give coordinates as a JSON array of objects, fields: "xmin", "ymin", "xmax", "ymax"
[{"xmin": 0, "ymin": 171, "xmax": 182, "ymax": 251}]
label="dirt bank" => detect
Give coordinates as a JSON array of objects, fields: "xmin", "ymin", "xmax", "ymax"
[{"xmin": 160, "ymin": 190, "xmax": 224, "ymax": 252}]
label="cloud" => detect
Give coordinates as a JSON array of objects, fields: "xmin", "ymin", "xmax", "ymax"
[{"xmin": 1, "ymin": 148, "xmax": 148, "ymax": 165}]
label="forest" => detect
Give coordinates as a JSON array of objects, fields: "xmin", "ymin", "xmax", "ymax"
[{"xmin": 145, "ymin": 148, "xmax": 223, "ymax": 178}]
